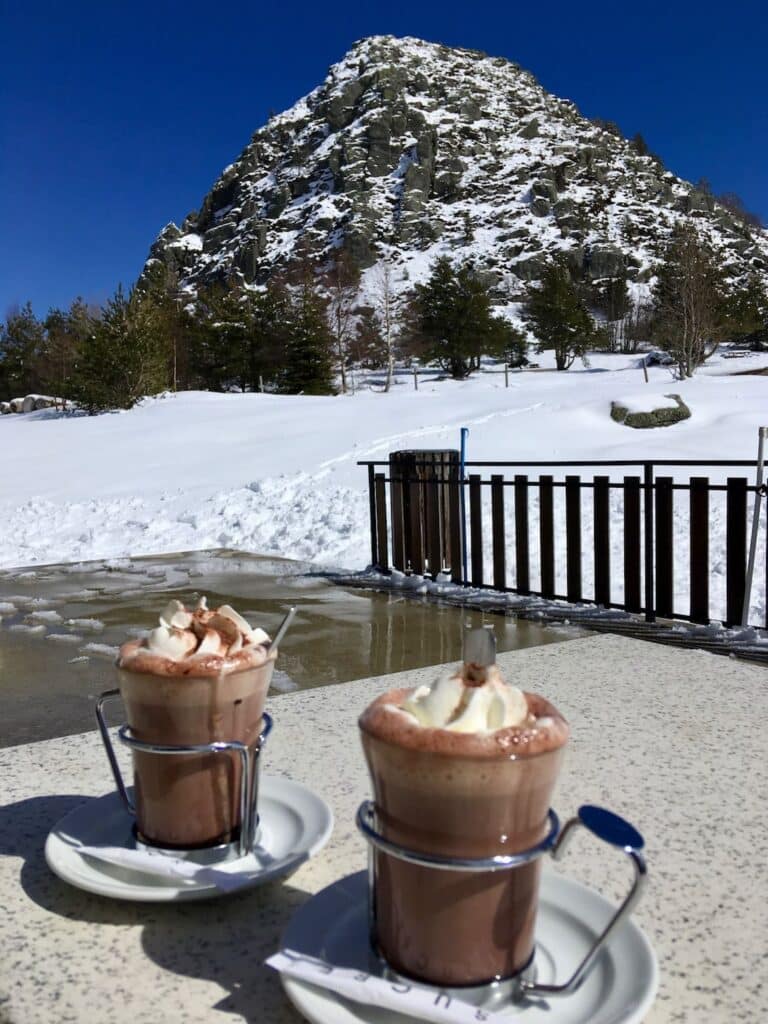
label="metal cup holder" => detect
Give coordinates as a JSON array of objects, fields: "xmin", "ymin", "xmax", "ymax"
[
  {"xmin": 95, "ymin": 688, "xmax": 273, "ymax": 860},
  {"xmin": 356, "ymin": 800, "xmax": 647, "ymax": 1000}
]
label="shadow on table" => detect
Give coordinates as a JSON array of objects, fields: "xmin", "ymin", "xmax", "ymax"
[
  {"xmin": 141, "ymin": 880, "xmax": 309, "ymax": 1022},
  {"xmin": 0, "ymin": 794, "xmax": 147, "ymax": 925},
  {"xmin": 1, "ymin": 794, "xmax": 314, "ymax": 1019}
]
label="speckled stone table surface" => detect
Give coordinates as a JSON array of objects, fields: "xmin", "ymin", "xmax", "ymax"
[{"xmin": 0, "ymin": 634, "xmax": 765, "ymax": 1024}]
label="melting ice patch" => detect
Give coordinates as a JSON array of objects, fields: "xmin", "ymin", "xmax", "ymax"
[
  {"xmin": 80, "ymin": 643, "xmax": 120, "ymax": 659},
  {"xmin": 29, "ymin": 609, "xmax": 63, "ymax": 623},
  {"xmin": 66, "ymin": 618, "xmax": 105, "ymax": 632}
]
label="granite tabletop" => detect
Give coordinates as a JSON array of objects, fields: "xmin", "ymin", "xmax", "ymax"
[{"xmin": 0, "ymin": 633, "xmax": 765, "ymax": 1024}]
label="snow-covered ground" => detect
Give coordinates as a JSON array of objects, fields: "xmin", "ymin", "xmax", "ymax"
[{"xmin": 2, "ymin": 349, "xmax": 767, "ymax": 622}]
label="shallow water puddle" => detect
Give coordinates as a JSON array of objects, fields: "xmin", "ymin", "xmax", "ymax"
[{"xmin": 0, "ymin": 549, "xmax": 572, "ymax": 746}]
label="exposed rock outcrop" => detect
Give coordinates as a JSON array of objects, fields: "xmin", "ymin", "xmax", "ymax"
[{"xmin": 140, "ymin": 35, "xmax": 768, "ymax": 309}]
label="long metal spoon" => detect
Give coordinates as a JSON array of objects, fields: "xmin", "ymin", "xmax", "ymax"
[{"xmin": 268, "ymin": 605, "xmax": 296, "ymax": 651}]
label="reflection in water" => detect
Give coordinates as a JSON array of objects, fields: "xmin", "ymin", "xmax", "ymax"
[{"xmin": 0, "ymin": 550, "xmax": 571, "ymax": 747}]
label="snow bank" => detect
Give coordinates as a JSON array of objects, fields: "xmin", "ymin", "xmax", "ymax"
[{"xmin": 1, "ymin": 349, "xmax": 767, "ymax": 622}]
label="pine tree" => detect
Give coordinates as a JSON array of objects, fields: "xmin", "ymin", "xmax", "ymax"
[
  {"xmin": 651, "ymin": 224, "xmax": 724, "ymax": 377},
  {"xmin": 405, "ymin": 257, "xmax": 514, "ymax": 378},
  {"xmin": 243, "ymin": 282, "xmax": 292, "ymax": 391},
  {"xmin": 503, "ymin": 324, "xmax": 529, "ymax": 368},
  {"xmin": 188, "ymin": 280, "xmax": 294, "ymax": 393},
  {"xmin": 281, "ymin": 279, "xmax": 335, "ymax": 395},
  {"xmin": 136, "ymin": 264, "xmax": 197, "ymax": 391},
  {"xmin": 525, "ymin": 261, "xmax": 595, "ymax": 370},
  {"xmin": 39, "ymin": 298, "xmax": 92, "ymax": 401},
  {"xmin": 0, "ymin": 302, "xmax": 45, "ymax": 399},
  {"xmin": 189, "ymin": 284, "xmax": 248, "ymax": 391},
  {"xmin": 70, "ymin": 286, "xmax": 168, "ymax": 412},
  {"xmin": 631, "ymin": 133, "xmax": 650, "ymax": 157},
  {"xmin": 719, "ymin": 272, "xmax": 768, "ymax": 341},
  {"xmin": 353, "ymin": 308, "xmax": 386, "ymax": 369}
]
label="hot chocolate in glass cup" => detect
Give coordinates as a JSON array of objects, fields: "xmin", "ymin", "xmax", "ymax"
[
  {"xmin": 116, "ymin": 598, "xmax": 276, "ymax": 850},
  {"xmin": 359, "ymin": 629, "xmax": 569, "ymax": 988}
]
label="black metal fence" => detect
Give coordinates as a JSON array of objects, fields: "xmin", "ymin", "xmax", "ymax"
[{"xmin": 360, "ymin": 454, "xmax": 767, "ymax": 629}]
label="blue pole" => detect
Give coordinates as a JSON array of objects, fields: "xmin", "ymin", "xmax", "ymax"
[{"xmin": 460, "ymin": 427, "xmax": 469, "ymax": 583}]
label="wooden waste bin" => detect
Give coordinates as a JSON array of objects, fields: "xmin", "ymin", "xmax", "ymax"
[{"xmin": 388, "ymin": 450, "xmax": 463, "ymax": 582}]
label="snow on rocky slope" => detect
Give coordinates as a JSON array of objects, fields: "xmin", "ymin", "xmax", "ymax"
[
  {"xmin": 144, "ymin": 35, "xmax": 768, "ymax": 313},
  {"xmin": 2, "ymin": 352, "xmax": 768, "ymax": 621}
]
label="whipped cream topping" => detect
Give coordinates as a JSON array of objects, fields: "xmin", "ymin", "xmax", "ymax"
[
  {"xmin": 117, "ymin": 597, "xmax": 272, "ymax": 674},
  {"xmin": 401, "ymin": 665, "xmax": 529, "ymax": 733},
  {"xmin": 144, "ymin": 597, "xmax": 269, "ymax": 660}
]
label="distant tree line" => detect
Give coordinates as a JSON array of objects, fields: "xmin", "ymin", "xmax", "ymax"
[{"xmin": 2, "ymin": 225, "xmax": 767, "ymax": 410}]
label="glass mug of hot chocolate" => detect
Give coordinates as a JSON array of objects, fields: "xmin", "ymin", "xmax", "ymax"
[
  {"xmin": 110, "ymin": 598, "xmax": 277, "ymax": 851},
  {"xmin": 358, "ymin": 628, "xmax": 646, "ymax": 994}
]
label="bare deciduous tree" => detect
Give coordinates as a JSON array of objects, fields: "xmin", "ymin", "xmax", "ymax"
[
  {"xmin": 622, "ymin": 300, "xmax": 654, "ymax": 354},
  {"xmin": 372, "ymin": 259, "xmax": 398, "ymax": 391},
  {"xmin": 325, "ymin": 254, "xmax": 360, "ymax": 394},
  {"xmin": 652, "ymin": 224, "xmax": 724, "ymax": 377}
]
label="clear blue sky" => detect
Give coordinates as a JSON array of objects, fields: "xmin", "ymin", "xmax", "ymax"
[{"xmin": 2, "ymin": 0, "xmax": 766, "ymax": 317}]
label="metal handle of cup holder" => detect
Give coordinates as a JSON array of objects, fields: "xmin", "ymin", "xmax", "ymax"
[
  {"xmin": 94, "ymin": 688, "xmax": 273, "ymax": 858},
  {"xmin": 95, "ymin": 690, "xmax": 134, "ymax": 812},
  {"xmin": 520, "ymin": 805, "xmax": 647, "ymax": 998}
]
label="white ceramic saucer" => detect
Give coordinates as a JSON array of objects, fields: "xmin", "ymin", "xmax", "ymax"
[
  {"xmin": 280, "ymin": 870, "xmax": 658, "ymax": 1024},
  {"xmin": 45, "ymin": 775, "xmax": 333, "ymax": 901}
]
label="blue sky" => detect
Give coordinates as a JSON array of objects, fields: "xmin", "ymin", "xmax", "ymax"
[{"xmin": 2, "ymin": 0, "xmax": 766, "ymax": 317}]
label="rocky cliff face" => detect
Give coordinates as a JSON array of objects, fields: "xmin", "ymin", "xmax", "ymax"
[{"xmin": 143, "ymin": 35, "xmax": 768, "ymax": 308}]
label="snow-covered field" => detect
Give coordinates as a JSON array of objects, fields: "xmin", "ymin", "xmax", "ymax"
[{"xmin": 2, "ymin": 349, "xmax": 767, "ymax": 622}]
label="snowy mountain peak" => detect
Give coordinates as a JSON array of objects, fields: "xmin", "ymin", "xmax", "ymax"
[{"xmin": 143, "ymin": 35, "xmax": 768, "ymax": 304}]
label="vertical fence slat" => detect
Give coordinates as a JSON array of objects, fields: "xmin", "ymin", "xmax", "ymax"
[
  {"xmin": 367, "ymin": 464, "xmax": 377, "ymax": 568},
  {"xmin": 594, "ymin": 476, "xmax": 610, "ymax": 606},
  {"xmin": 374, "ymin": 473, "xmax": 389, "ymax": 571},
  {"xmin": 726, "ymin": 477, "xmax": 747, "ymax": 627},
  {"xmin": 655, "ymin": 476, "xmax": 674, "ymax": 618},
  {"xmin": 565, "ymin": 476, "xmax": 582, "ymax": 603},
  {"xmin": 441, "ymin": 452, "xmax": 456, "ymax": 573},
  {"xmin": 407, "ymin": 465, "xmax": 424, "ymax": 575},
  {"xmin": 389, "ymin": 454, "xmax": 405, "ymax": 572},
  {"xmin": 689, "ymin": 477, "xmax": 709, "ymax": 624},
  {"xmin": 425, "ymin": 458, "xmax": 441, "ymax": 578},
  {"xmin": 469, "ymin": 474, "xmax": 483, "ymax": 586},
  {"xmin": 448, "ymin": 459, "xmax": 463, "ymax": 583},
  {"xmin": 643, "ymin": 463, "xmax": 655, "ymax": 622},
  {"xmin": 491, "ymin": 475, "xmax": 506, "ymax": 590},
  {"xmin": 514, "ymin": 475, "xmax": 530, "ymax": 595},
  {"xmin": 539, "ymin": 476, "xmax": 555, "ymax": 598},
  {"xmin": 623, "ymin": 476, "xmax": 641, "ymax": 612}
]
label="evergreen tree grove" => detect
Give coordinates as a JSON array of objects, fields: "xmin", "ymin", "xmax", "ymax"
[
  {"xmin": 69, "ymin": 286, "xmax": 169, "ymax": 413},
  {"xmin": 39, "ymin": 299, "xmax": 92, "ymax": 400}
]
